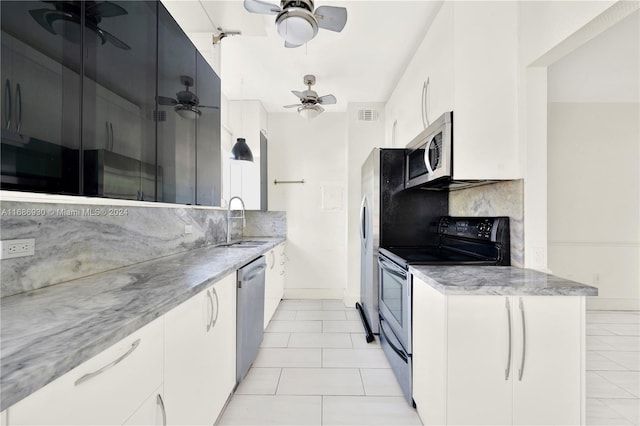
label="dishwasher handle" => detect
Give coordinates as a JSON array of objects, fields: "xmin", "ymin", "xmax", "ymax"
[{"xmin": 240, "ymin": 264, "xmax": 267, "ymax": 283}]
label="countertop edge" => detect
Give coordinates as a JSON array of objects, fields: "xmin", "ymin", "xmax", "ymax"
[{"xmin": 409, "ymin": 265, "xmax": 598, "ymax": 297}]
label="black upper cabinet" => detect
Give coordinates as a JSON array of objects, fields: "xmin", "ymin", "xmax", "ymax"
[
  {"xmin": 82, "ymin": 1, "xmax": 158, "ymax": 201},
  {"xmin": 1, "ymin": 1, "xmax": 82, "ymax": 194},
  {"xmin": 0, "ymin": 1, "xmax": 222, "ymax": 205},
  {"xmin": 157, "ymin": 6, "xmax": 196, "ymax": 205},
  {"xmin": 196, "ymin": 52, "xmax": 222, "ymax": 206}
]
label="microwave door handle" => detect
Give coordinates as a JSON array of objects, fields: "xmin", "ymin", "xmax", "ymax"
[{"xmin": 424, "ymin": 137, "xmax": 435, "ymax": 175}]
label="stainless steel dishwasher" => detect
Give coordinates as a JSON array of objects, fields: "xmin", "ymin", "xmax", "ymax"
[{"xmin": 236, "ymin": 256, "xmax": 266, "ymax": 384}]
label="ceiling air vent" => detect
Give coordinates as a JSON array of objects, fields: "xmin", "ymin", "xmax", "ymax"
[{"xmin": 358, "ymin": 108, "xmax": 379, "ymax": 122}]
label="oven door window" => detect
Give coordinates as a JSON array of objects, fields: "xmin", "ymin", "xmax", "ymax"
[{"xmin": 380, "ymin": 265, "xmax": 405, "ymax": 326}]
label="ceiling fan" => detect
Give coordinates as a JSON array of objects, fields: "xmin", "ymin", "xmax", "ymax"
[
  {"xmin": 158, "ymin": 76, "xmax": 219, "ymax": 120},
  {"xmin": 243, "ymin": 0, "xmax": 347, "ymax": 48},
  {"xmin": 29, "ymin": 1, "xmax": 131, "ymax": 50},
  {"xmin": 284, "ymin": 74, "xmax": 336, "ymax": 119}
]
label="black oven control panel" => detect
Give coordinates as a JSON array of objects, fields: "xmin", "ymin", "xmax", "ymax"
[{"xmin": 438, "ymin": 216, "xmax": 509, "ymax": 242}]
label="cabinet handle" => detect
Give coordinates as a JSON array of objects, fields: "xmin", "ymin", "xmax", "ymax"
[
  {"xmin": 269, "ymin": 250, "xmax": 275, "ymax": 270},
  {"xmin": 421, "ymin": 78, "xmax": 430, "ymax": 128},
  {"xmin": 109, "ymin": 122, "xmax": 114, "ymax": 151},
  {"xmin": 205, "ymin": 289, "xmax": 214, "ymax": 332},
  {"xmin": 209, "ymin": 287, "xmax": 219, "ymax": 330},
  {"xmin": 105, "ymin": 121, "xmax": 110, "ymax": 150},
  {"xmin": 74, "ymin": 338, "xmax": 141, "ymax": 386},
  {"xmin": 505, "ymin": 297, "xmax": 512, "ymax": 380},
  {"xmin": 15, "ymin": 83, "xmax": 21, "ymax": 133},
  {"xmin": 4, "ymin": 79, "xmax": 11, "ymax": 129},
  {"xmin": 156, "ymin": 394, "xmax": 167, "ymax": 426},
  {"xmin": 518, "ymin": 297, "xmax": 526, "ymax": 381},
  {"xmin": 391, "ymin": 120, "xmax": 398, "ymax": 146}
]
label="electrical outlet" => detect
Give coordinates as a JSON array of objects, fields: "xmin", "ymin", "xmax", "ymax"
[{"xmin": 1, "ymin": 238, "xmax": 35, "ymax": 259}]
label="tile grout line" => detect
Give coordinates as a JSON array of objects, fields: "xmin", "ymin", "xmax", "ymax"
[{"xmin": 274, "ymin": 367, "xmax": 284, "ymax": 395}]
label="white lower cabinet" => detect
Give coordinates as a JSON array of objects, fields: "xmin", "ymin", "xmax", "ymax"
[
  {"xmin": 164, "ymin": 272, "xmax": 237, "ymax": 426},
  {"xmin": 122, "ymin": 386, "xmax": 165, "ymax": 426},
  {"xmin": 413, "ymin": 275, "xmax": 584, "ymax": 425},
  {"xmin": 264, "ymin": 242, "xmax": 286, "ymax": 328},
  {"xmin": 7, "ymin": 318, "xmax": 164, "ymax": 425}
]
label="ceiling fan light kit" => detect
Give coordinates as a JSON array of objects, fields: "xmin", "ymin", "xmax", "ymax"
[
  {"xmin": 244, "ymin": 0, "xmax": 347, "ymax": 48},
  {"xmin": 298, "ymin": 104, "xmax": 323, "ymax": 119}
]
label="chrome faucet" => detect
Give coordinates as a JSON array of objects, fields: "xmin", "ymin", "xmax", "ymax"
[{"xmin": 227, "ymin": 196, "xmax": 246, "ymax": 244}]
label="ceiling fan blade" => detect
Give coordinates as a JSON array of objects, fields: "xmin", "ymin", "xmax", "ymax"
[
  {"xmin": 315, "ymin": 6, "xmax": 347, "ymax": 32},
  {"xmin": 88, "ymin": 1, "xmax": 128, "ymax": 18},
  {"xmin": 283, "ymin": 104, "xmax": 302, "ymax": 108},
  {"xmin": 97, "ymin": 27, "xmax": 131, "ymax": 50},
  {"xmin": 244, "ymin": 0, "xmax": 281, "ymax": 15},
  {"xmin": 157, "ymin": 96, "xmax": 178, "ymax": 106},
  {"xmin": 199, "ymin": 105, "xmax": 220, "ymax": 110},
  {"xmin": 317, "ymin": 94, "xmax": 337, "ymax": 105},
  {"xmin": 29, "ymin": 9, "xmax": 58, "ymax": 34},
  {"xmin": 291, "ymin": 90, "xmax": 305, "ymax": 99}
]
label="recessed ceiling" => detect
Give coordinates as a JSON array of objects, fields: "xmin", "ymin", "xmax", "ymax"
[{"xmin": 162, "ymin": 1, "xmax": 444, "ymax": 112}]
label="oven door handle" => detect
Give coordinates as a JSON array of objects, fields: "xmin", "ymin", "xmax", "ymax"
[
  {"xmin": 380, "ymin": 316, "xmax": 408, "ymax": 363},
  {"xmin": 378, "ymin": 257, "xmax": 407, "ymax": 279}
]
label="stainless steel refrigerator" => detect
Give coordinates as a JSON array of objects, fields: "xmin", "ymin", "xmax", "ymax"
[{"xmin": 358, "ymin": 148, "xmax": 448, "ymax": 337}]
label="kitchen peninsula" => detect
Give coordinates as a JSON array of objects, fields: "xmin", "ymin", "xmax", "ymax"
[{"xmin": 412, "ymin": 265, "xmax": 597, "ymax": 425}]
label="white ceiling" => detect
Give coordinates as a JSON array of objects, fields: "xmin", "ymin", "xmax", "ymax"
[{"xmin": 162, "ymin": 1, "xmax": 444, "ymax": 112}]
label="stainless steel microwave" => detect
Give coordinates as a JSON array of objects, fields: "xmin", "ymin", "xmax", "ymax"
[{"xmin": 405, "ymin": 111, "xmax": 452, "ymax": 189}]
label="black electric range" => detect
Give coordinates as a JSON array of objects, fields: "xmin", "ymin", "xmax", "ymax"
[{"xmin": 380, "ymin": 216, "xmax": 511, "ymax": 268}]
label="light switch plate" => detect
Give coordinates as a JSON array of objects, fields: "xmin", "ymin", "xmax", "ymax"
[{"xmin": 1, "ymin": 238, "xmax": 35, "ymax": 259}]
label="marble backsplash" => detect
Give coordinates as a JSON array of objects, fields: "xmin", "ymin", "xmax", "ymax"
[
  {"xmin": 0, "ymin": 200, "xmax": 286, "ymax": 297},
  {"xmin": 449, "ymin": 180, "xmax": 524, "ymax": 267}
]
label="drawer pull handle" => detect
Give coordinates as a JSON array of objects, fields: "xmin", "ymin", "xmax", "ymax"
[
  {"xmin": 74, "ymin": 339, "xmax": 141, "ymax": 386},
  {"xmin": 518, "ymin": 297, "xmax": 526, "ymax": 381},
  {"xmin": 505, "ymin": 297, "xmax": 512, "ymax": 380},
  {"xmin": 157, "ymin": 394, "xmax": 167, "ymax": 426},
  {"xmin": 209, "ymin": 287, "xmax": 219, "ymax": 330}
]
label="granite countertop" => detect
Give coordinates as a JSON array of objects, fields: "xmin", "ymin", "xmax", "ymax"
[
  {"xmin": 0, "ymin": 237, "xmax": 285, "ymax": 411},
  {"xmin": 410, "ymin": 265, "xmax": 598, "ymax": 296}
]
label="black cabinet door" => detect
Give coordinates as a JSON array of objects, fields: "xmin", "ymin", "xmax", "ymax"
[
  {"xmin": 0, "ymin": 1, "xmax": 82, "ymax": 194},
  {"xmin": 82, "ymin": 1, "xmax": 158, "ymax": 200},
  {"xmin": 195, "ymin": 52, "xmax": 221, "ymax": 206},
  {"xmin": 157, "ymin": 5, "xmax": 196, "ymax": 205}
]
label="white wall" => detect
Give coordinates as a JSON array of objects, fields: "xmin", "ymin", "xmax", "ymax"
[
  {"xmin": 518, "ymin": 0, "xmax": 639, "ymax": 272},
  {"xmin": 267, "ymin": 112, "xmax": 348, "ymax": 299},
  {"xmin": 547, "ymin": 103, "xmax": 639, "ymax": 310},
  {"xmin": 546, "ymin": 10, "xmax": 640, "ymax": 310},
  {"xmin": 345, "ymin": 103, "xmax": 386, "ymax": 306}
]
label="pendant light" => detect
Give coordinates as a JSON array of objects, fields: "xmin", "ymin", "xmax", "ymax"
[
  {"xmin": 230, "ymin": 79, "xmax": 254, "ymax": 162},
  {"xmin": 231, "ymin": 137, "xmax": 254, "ymax": 162}
]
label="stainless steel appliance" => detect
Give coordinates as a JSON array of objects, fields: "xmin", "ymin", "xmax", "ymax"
[
  {"xmin": 358, "ymin": 148, "xmax": 448, "ymax": 339},
  {"xmin": 405, "ymin": 111, "xmax": 452, "ymax": 189},
  {"xmin": 236, "ymin": 256, "xmax": 266, "ymax": 384},
  {"xmin": 378, "ymin": 216, "xmax": 511, "ymax": 405}
]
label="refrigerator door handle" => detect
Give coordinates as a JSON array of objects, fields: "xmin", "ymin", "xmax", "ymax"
[{"xmin": 360, "ymin": 196, "xmax": 368, "ymax": 246}]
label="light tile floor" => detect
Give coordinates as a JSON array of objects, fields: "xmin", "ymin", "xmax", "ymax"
[
  {"xmin": 586, "ymin": 310, "xmax": 639, "ymax": 426},
  {"xmin": 218, "ymin": 299, "xmax": 421, "ymax": 426},
  {"xmin": 218, "ymin": 302, "xmax": 639, "ymax": 426}
]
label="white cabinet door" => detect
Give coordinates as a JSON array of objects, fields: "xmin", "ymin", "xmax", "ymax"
[
  {"xmin": 164, "ymin": 272, "xmax": 236, "ymax": 426},
  {"xmin": 122, "ymin": 386, "xmax": 165, "ymax": 426},
  {"xmin": 264, "ymin": 243, "xmax": 286, "ymax": 328},
  {"xmin": 446, "ymin": 296, "xmax": 513, "ymax": 425},
  {"xmin": 8, "ymin": 318, "xmax": 164, "ymax": 426},
  {"xmin": 264, "ymin": 248, "xmax": 278, "ymax": 329},
  {"xmin": 412, "ymin": 277, "xmax": 448, "ymax": 426},
  {"xmin": 512, "ymin": 296, "xmax": 583, "ymax": 425}
]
